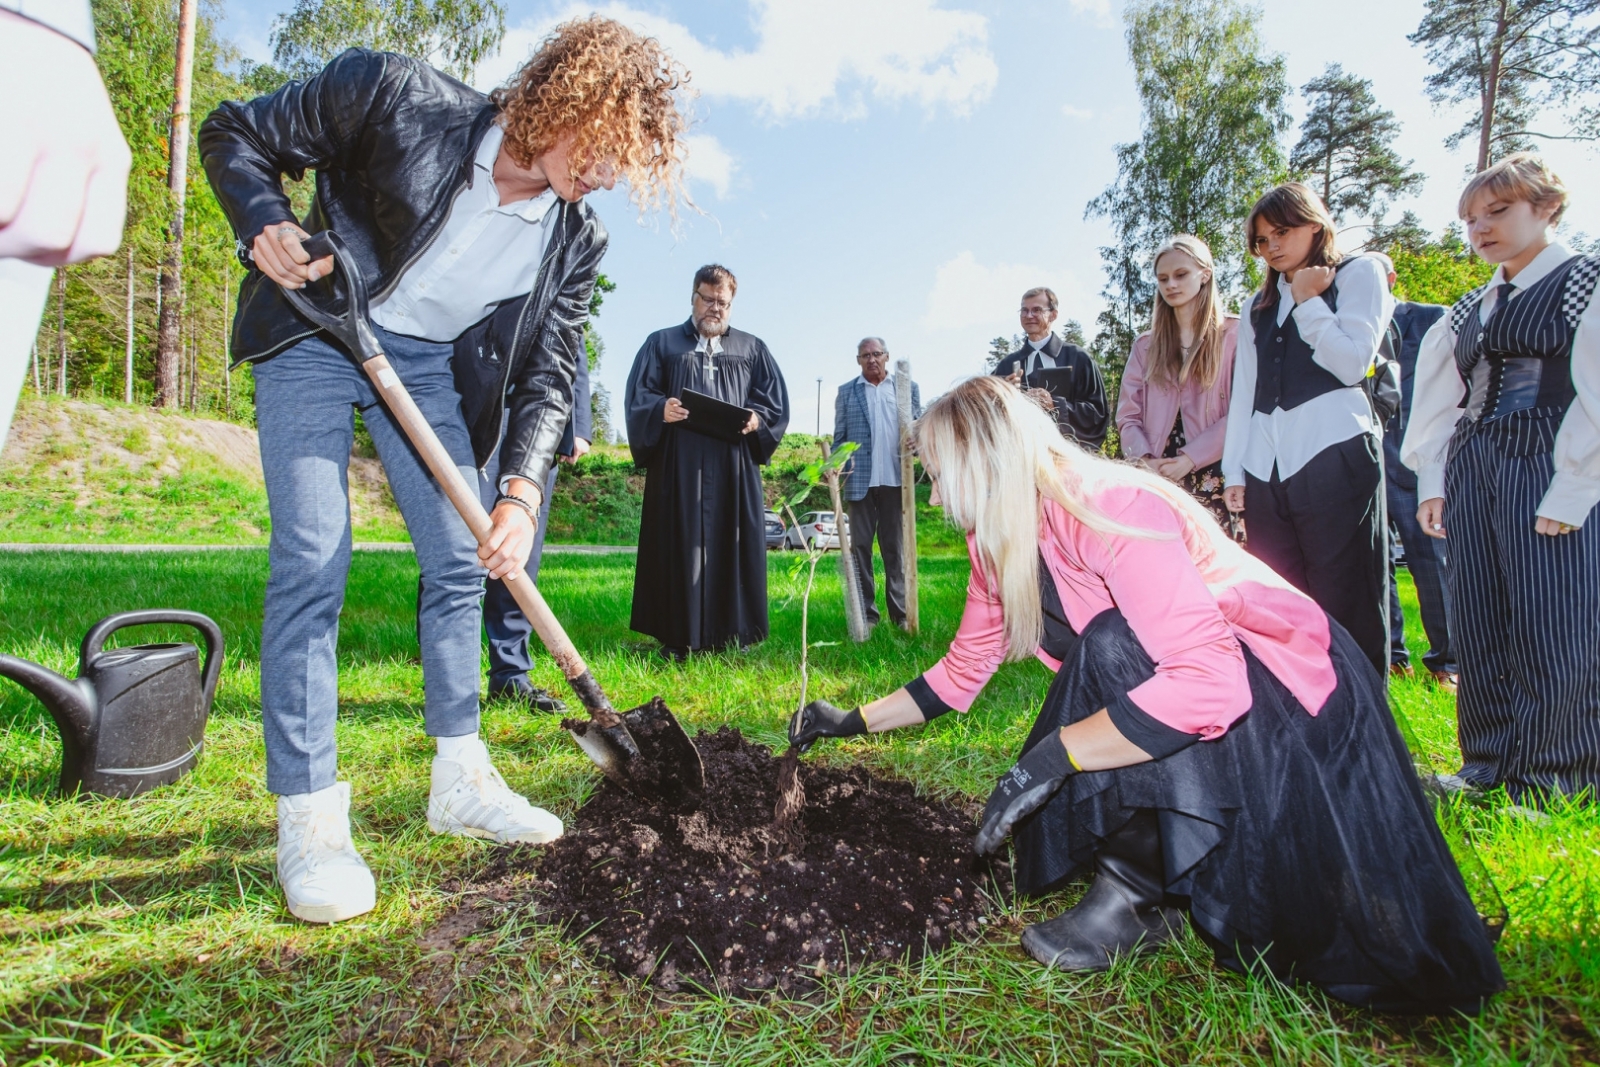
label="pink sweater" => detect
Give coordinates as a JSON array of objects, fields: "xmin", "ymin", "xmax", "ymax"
[
  {"xmin": 922, "ymin": 484, "xmax": 1337, "ymax": 739},
  {"xmin": 1116, "ymin": 318, "xmax": 1239, "ymax": 467}
]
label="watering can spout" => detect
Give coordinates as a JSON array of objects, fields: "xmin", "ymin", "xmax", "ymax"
[{"xmin": 0, "ymin": 655, "xmax": 95, "ymax": 738}]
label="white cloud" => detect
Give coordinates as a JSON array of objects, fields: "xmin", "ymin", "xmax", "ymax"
[
  {"xmin": 923, "ymin": 252, "xmax": 1095, "ymax": 331},
  {"xmin": 1061, "ymin": 104, "xmax": 1094, "ymax": 120},
  {"xmin": 1064, "ymin": 0, "xmax": 1115, "ymax": 24},
  {"xmin": 476, "ymin": 1, "xmax": 998, "ymax": 120},
  {"xmin": 680, "ymin": 134, "xmax": 736, "ymax": 199}
]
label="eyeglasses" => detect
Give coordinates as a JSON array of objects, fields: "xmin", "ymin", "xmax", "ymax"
[
  {"xmin": 1019, "ymin": 306, "xmax": 1051, "ymax": 316},
  {"xmin": 858, "ymin": 350, "xmax": 889, "ymax": 360},
  {"xmin": 693, "ymin": 292, "xmax": 732, "ymax": 311}
]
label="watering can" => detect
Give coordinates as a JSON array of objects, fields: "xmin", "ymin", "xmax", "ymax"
[{"xmin": 0, "ymin": 610, "xmax": 223, "ymax": 798}]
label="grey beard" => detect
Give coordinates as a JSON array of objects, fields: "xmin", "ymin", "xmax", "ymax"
[{"xmin": 694, "ymin": 316, "xmax": 730, "ymax": 338}]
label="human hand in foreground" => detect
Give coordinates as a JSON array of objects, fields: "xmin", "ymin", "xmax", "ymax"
[
  {"xmin": 1289, "ymin": 266, "xmax": 1335, "ymax": 306},
  {"xmin": 1417, "ymin": 497, "xmax": 1445, "ymax": 539},
  {"xmin": 663, "ymin": 397, "xmax": 689, "ymax": 423},
  {"xmin": 974, "ymin": 733, "xmax": 1077, "ymax": 856},
  {"xmin": 742, "ymin": 410, "xmax": 760, "ymax": 434},
  {"xmin": 787, "ymin": 699, "xmax": 866, "ymax": 753},
  {"xmin": 1027, "ymin": 387, "xmax": 1056, "ymax": 412},
  {"xmin": 1223, "ymin": 486, "xmax": 1245, "ymax": 513},
  {"xmin": 1152, "ymin": 455, "xmax": 1195, "ymax": 482},
  {"xmin": 481, "ymin": 480, "xmax": 543, "ymax": 580},
  {"xmin": 1535, "ymin": 515, "xmax": 1578, "ymax": 537},
  {"xmin": 252, "ymin": 222, "xmax": 335, "ymax": 290},
  {"xmin": 0, "ymin": 11, "xmax": 132, "ymax": 265},
  {"xmin": 562, "ymin": 437, "xmax": 591, "ymax": 465}
]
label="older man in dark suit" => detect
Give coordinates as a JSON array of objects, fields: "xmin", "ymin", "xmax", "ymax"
[
  {"xmin": 833, "ymin": 337, "xmax": 920, "ymax": 629},
  {"xmin": 1373, "ymin": 253, "xmax": 1456, "ymax": 691}
]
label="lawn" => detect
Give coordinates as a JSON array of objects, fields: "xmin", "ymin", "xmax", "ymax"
[{"xmin": 0, "ymin": 549, "xmax": 1596, "ymax": 1065}]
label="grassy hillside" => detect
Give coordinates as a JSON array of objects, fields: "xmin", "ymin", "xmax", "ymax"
[{"xmin": 0, "ymin": 400, "xmax": 964, "ymax": 551}]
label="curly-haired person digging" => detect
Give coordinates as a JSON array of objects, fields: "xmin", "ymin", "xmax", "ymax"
[{"xmin": 200, "ymin": 17, "xmax": 689, "ymax": 924}]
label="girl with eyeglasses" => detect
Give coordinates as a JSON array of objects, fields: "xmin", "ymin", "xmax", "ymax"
[{"xmin": 1220, "ymin": 183, "xmax": 1393, "ymax": 677}]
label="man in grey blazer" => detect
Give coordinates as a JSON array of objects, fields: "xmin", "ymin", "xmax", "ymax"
[{"xmin": 832, "ymin": 337, "xmax": 920, "ymax": 629}]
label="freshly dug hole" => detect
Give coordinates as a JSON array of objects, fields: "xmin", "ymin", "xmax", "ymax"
[{"xmin": 522, "ymin": 727, "xmax": 1006, "ymax": 995}]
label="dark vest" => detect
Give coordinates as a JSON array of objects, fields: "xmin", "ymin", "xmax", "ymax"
[
  {"xmin": 1450, "ymin": 255, "xmax": 1599, "ymax": 423},
  {"xmin": 1251, "ymin": 261, "xmax": 1362, "ymax": 414}
]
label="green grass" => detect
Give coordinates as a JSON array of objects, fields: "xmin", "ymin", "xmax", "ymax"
[{"xmin": 0, "ymin": 551, "xmax": 1596, "ymax": 1065}]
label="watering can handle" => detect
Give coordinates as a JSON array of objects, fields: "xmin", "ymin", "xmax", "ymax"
[
  {"xmin": 80, "ymin": 611, "xmax": 225, "ymax": 706},
  {"xmin": 279, "ymin": 230, "xmax": 386, "ymax": 363}
]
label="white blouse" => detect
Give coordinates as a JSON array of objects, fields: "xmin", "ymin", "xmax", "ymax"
[
  {"xmin": 1221, "ymin": 255, "xmax": 1393, "ymax": 487},
  {"xmin": 1400, "ymin": 241, "xmax": 1600, "ymax": 528}
]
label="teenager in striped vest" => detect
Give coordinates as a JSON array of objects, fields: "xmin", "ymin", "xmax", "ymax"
[{"xmin": 1403, "ymin": 153, "xmax": 1600, "ymax": 803}]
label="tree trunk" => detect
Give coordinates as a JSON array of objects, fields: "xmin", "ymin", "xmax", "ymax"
[
  {"xmin": 125, "ymin": 246, "xmax": 136, "ymax": 404},
  {"xmin": 155, "ymin": 0, "xmax": 199, "ymax": 407},
  {"xmin": 57, "ymin": 270, "xmax": 68, "ymax": 397},
  {"xmin": 1478, "ymin": 0, "xmax": 1509, "ymax": 172},
  {"xmin": 31, "ymin": 340, "xmax": 40, "ymax": 395}
]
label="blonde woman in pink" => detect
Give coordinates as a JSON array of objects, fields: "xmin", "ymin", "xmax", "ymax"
[
  {"xmin": 791, "ymin": 375, "xmax": 1502, "ymax": 1012},
  {"xmin": 1118, "ymin": 236, "xmax": 1241, "ymax": 540}
]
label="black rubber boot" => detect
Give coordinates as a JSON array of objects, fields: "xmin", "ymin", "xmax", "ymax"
[{"xmin": 1020, "ymin": 809, "xmax": 1183, "ymax": 972}]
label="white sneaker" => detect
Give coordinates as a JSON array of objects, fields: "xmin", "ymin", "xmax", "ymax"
[
  {"xmin": 427, "ymin": 739, "xmax": 564, "ymax": 845},
  {"xmin": 276, "ymin": 782, "xmax": 377, "ymax": 924}
]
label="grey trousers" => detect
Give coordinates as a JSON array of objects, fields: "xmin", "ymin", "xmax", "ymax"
[
  {"xmin": 253, "ymin": 326, "xmax": 483, "ymax": 795},
  {"xmin": 846, "ymin": 485, "xmax": 907, "ymax": 626}
]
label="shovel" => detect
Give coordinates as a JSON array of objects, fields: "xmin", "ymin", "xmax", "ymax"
[{"xmin": 273, "ymin": 230, "xmax": 704, "ymax": 810}]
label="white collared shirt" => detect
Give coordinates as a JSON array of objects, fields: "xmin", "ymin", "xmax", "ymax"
[
  {"xmin": 1401, "ymin": 241, "xmax": 1600, "ymax": 526},
  {"xmin": 861, "ymin": 374, "xmax": 902, "ymax": 487},
  {"xmin": 1222, "ymin": 255, "xmax": 1393, "ymax": 486},
  {"xmin": 370, "ymin": 124, "xmax": 558, "ymax": 341},
  {"xmin": 1024, "ymin": 336, "xmax": 1056, "ymax": 376}
]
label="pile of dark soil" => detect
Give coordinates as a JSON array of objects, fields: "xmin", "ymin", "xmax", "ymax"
[{"xmin": 509, "ymin": 727, "xmax": 1005, "ymax": 995}]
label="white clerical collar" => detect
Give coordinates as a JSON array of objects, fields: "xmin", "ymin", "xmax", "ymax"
[
  {"xmin": 694, "ymin": 332, "xmax": 724, "ymax": 355},
  {"xmin": 1028, "ymin": 336, "xmax": 1051, "ymax": 351}
]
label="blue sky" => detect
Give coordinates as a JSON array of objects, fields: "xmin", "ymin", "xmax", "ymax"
[{"xmin": 215, "ymin": 0, "xmax": 1600, "ymax": 441}]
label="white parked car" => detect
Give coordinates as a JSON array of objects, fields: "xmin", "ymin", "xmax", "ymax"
[{"xmin": 783, "ymin": 510, "xmax": 848, "ymax": 551}]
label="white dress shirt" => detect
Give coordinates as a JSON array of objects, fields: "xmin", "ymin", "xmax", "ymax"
[
  {"xmin": 1222, "ymin": 255, "xmax": 1393, "ymax": 487},
  {"xmin": 371, "ymin": 125, "xmax": 558, "ymax": 341},
  {"xmin": 1401, "ymin": 241, "xmax": 1600, "ymax": 526},
  {"xmin": 1023, "ymin": 336, "xmax": 1056, "ymax": 375},
  {"xmin": 862, "ymin": 374, "xmax": 902, "ymax": 488}
]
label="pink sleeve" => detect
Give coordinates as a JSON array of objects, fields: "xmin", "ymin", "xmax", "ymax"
[
  {"xmin": 922, "ymin": 537, "xmax": 1009, "ymax": 711},
  {"xmin": 1086, "ymin": 488, "xmax": 1252, "ymax": 738},
  {"xmin": 1116, "ymin": 334, "xmax": 1156, "ymax": 460},
  {"xmin": 1176, "ymin": 319, "xmax": 1238, "ymax": 469}
]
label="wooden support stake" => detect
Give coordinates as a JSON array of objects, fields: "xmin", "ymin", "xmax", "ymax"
[
  {"xmin": 823, "ymin": 440, "xmax": 870, "ymax": 642},
  {"xmin": 895, "ymin": 359, "xmax": 918, "ymax": 634}
]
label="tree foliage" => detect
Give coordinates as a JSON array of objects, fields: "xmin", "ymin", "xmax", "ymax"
[
  {"xmin": 31, "ymin": 0, "xmax": 254, "ymax": 417},
  {"xmin": 1411, "ymin": 0, "xmax": 1600, "ymax": 171},
  {"xmin": 1371, "ymin": 212, "xmax": 1496, "ymax": 305},
  {"xmin": 1086, "ymin": 0, "xmax": 1291, "ymax": 364},
  {"xmin": 269, "ymin": 0, "xmax": 507, "ymax": 81},
  {"xmin": 1291, "ymin": 64, "xmax": 1424, "ymax": 226}
]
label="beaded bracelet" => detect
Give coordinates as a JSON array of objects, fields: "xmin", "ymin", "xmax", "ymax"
[{"xmin": 496, "ymin": 493, "xmax": 539, "ymax": 521}]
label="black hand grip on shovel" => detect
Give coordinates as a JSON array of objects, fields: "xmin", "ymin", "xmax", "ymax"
[{"xmin": 275, "ymin": 230, "xmax": 704, "ymax": 809}]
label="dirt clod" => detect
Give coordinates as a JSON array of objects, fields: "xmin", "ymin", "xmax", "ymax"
[{"xmin": 461, "ymin": 727, "xmax": 1005, "ymax": 996}]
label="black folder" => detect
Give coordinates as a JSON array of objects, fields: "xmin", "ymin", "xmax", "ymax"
[
  {"xmin": 679, "ymin": 388, "xmax": 753, "ymax": 443},
  {"xmin": 1027, "ymin": 367, "xmax": 1080, "ymax": 396}
]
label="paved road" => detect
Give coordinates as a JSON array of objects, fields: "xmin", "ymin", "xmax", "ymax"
[{"xmin": 0, "ymin": 543, "xmax": 636, "ymax": 554}]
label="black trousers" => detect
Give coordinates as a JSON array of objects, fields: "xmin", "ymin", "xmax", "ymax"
[
  {"xmin": 846, "ymin": 486, "xmax": 906, "ymax": 626},
  {"xmin": 1244, "ymin": 434, "xmax": 1388, "ymax": 677}
]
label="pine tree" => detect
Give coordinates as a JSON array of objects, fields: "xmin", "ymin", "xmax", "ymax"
[
  {"xmin": 1410, "ymin": 0, "xmax": 1600, "ymax": 171},
  {"xmin": 1291, "ymin": 64, "xmax": 1424, "ymax": 226}
]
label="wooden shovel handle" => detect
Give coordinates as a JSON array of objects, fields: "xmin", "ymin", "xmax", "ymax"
[{"xmin": 360, "ymin": 355, "xmax": 619, "ymax": 722}]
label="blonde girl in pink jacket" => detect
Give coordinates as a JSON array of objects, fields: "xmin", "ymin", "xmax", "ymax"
[
  {"xmin": 790, "ymin": 375, "xmax": 1502, "ymax": 1013},
  {"xmin": 1116, "ymin": 235, "xmax": 1242, "ymax": 541}
]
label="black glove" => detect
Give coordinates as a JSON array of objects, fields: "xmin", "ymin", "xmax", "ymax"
[
  {"xmin": 788, "ymin": 699, "xmax": 867, "ymax": 753},
  {"xmin": 974, "ymin": 736, "xmax": 1076, "ymax": 856}
]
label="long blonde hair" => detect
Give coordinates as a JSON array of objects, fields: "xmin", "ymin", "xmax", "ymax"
[
  {"xmin": 913, "ymin": 376, "xmax": 1219, "ymax": 661},
  {"xmin": 1148, "ymin": 236, "xmax": 1227, "ymax": 390}
]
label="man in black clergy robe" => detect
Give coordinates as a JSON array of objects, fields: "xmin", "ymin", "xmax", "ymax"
[
  {"xmin": 625, "ymin": 264, "xmax": 790, "ymax": 657},
  {"xmin": 990, "ymin": 285, "xmax": 1109, "ymax": 448}
]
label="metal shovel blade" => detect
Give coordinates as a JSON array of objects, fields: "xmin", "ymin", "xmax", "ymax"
[{"xmin": 563, "ymin": 696, "xmax": 704, "ymax": 811}]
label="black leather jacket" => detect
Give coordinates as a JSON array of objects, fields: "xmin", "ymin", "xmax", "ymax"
[{"xmin": 199, "ymin": 48, "xmax": 608, "ymax": 489}]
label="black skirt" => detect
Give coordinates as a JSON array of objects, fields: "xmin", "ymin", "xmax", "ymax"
[{"xmin": 1011, "ymin": 609, "xmax": 1506, "ymax": 1014}]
